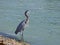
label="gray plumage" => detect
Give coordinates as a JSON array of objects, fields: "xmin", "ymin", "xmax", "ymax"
[{"xmin": 15, "ymin": 10, "xmax": 29, "ymax": 35}]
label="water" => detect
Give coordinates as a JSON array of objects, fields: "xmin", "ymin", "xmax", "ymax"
[{"xmin": 0, "ymin": 0, "xmax": 60, "ymax": 45}]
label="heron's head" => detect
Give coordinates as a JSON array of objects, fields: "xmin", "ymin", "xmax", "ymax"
[
  {"xmin": 25, "ymin": 10, "xmax": 29, "ymax": 15},
  {"xmin": 25, "ymin": 10, "xmax": 30, "ymax": 18}
]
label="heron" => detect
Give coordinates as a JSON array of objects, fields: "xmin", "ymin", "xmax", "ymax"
[{"xmin": 15, "ymin": 10, "xmax": 29, "ymax": 41}]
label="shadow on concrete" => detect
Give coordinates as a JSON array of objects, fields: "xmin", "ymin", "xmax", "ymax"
[{"xmin": 0, "ymin": 32, "xmax": 19, "ymax": 41}]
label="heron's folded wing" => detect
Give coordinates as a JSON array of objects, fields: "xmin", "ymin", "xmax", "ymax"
[{"xmin": 15, "ymin": 20, "xmax": 25, "ymax": 34}]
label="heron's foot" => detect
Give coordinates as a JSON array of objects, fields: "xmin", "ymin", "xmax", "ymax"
[
  {"xmin": 21, "ymin": 37, "xmax": 24, "ymax": 42},
  {"xmin": 21, "ymin": 39, "xmax": 24, "ymax": 42},
  {"xmin": 21, "ymin": 41, "xmax": 26, "ymax": 45}
]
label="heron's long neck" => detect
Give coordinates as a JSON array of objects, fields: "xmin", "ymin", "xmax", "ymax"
[
  {"xmin": 25, "ymin": 13, "xmax": 28, "ymax": 18},
  {"xmin": 25, "ymin": 14, "xmax": 29, "ymax": 23}
]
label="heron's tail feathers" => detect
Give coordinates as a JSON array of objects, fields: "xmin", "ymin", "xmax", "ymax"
[
  {"xmin": 15, "ymin": 31, "xmax": 18, "ymax": 34},
  {"xmin": 15, "ymin": 29, "xmax": 21, "ymax": 34}
]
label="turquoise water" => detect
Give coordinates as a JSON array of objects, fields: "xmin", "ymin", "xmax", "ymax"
[{"xmin": 0, "ymin": 0, "xmax": 60, "ymax": 45}]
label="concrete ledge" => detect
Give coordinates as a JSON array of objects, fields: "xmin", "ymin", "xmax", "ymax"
[{"xmin": 0, "ymin": 35, "xmax": 30, "ymax": 45}]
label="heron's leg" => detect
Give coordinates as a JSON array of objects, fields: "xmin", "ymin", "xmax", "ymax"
[{"xmin": 21, "ymin": 30, "xmax": 24, "ymax": 42}]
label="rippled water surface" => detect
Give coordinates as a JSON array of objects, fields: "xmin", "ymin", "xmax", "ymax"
[{"xmin": 0, "ymin": 0, "xmax": 60, "ymax": 45}]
